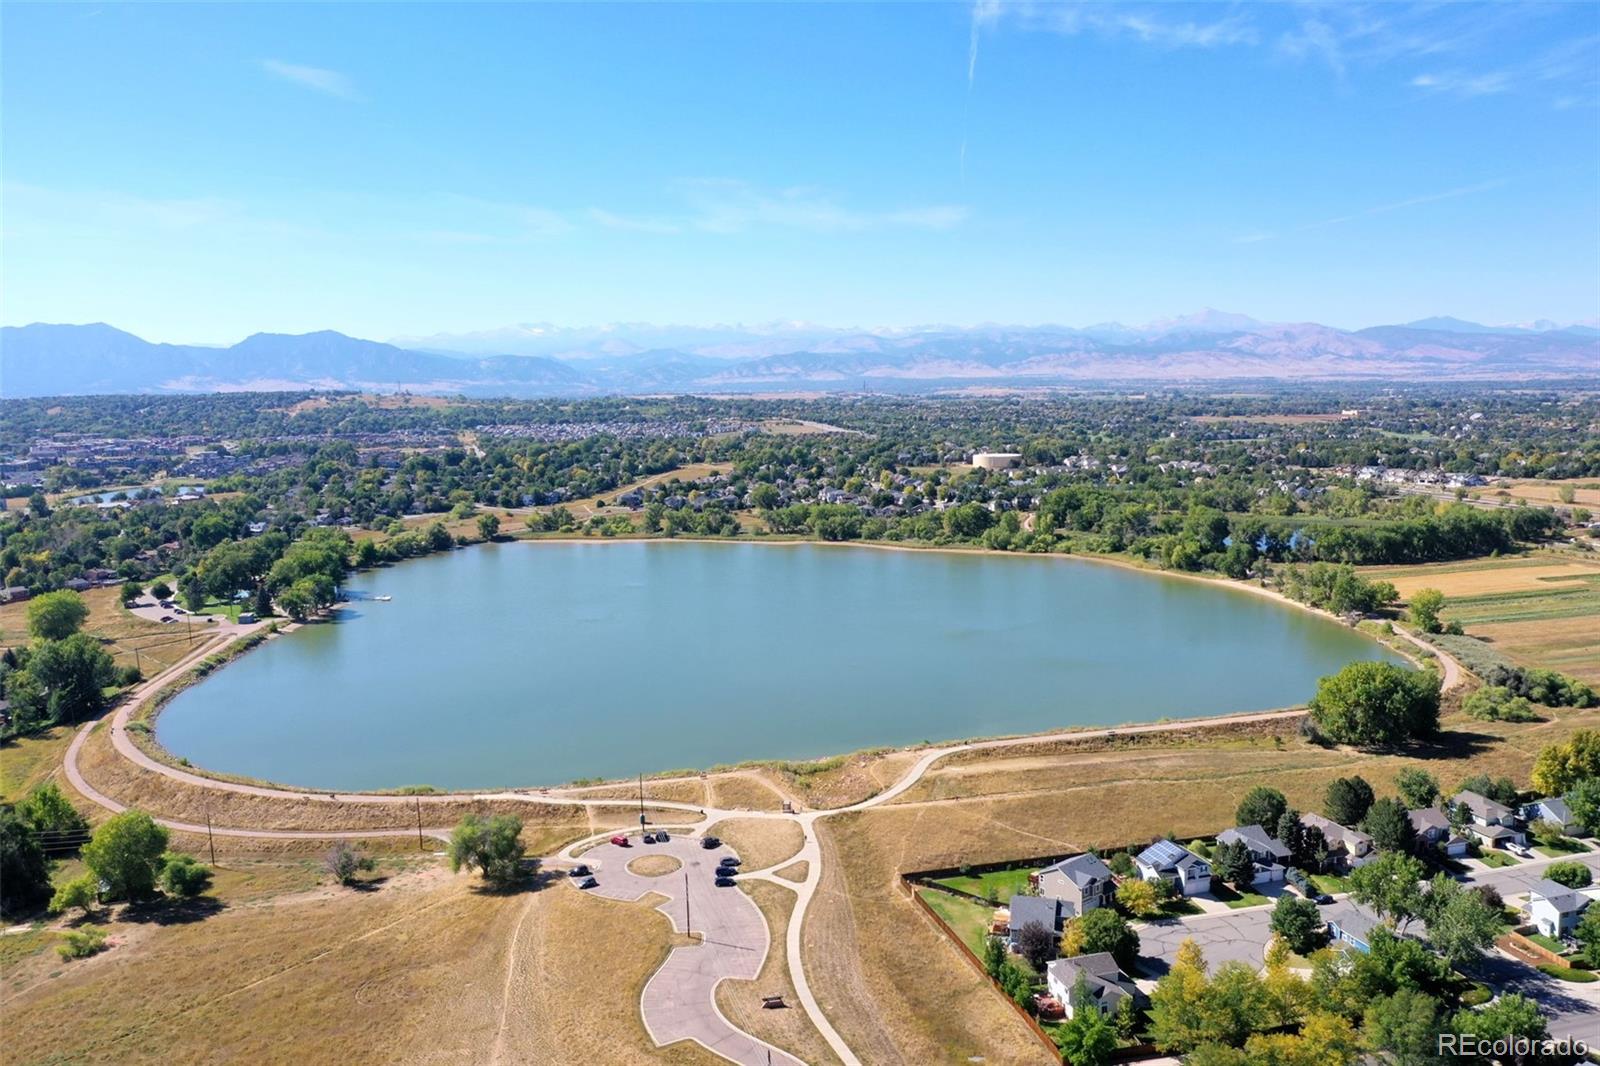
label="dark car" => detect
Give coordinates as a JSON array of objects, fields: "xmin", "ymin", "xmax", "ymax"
[
  {"xmin": 655, "ymin": 830, "xmax": 670, "ymax": 842},
  {"xmin": 718, "ymin": 857, "xmax": 741, "ymax": 869},
  {"xmin": 1314, "ymin": 893, "xmax": 1334, "ymax": 905},
  {"xmin": 578, "ymin": 877, "xmax": 598, "ymax": 889},
  {"xmin": 642, "ymin": 832, "xmax": 658, "ymax": 844},
  {"xmin": 568, "ymin": 864, "xmax": 591, "ymax": 878},
  {"xmin": 701, "ymin": 836, "xmax": 721, "ymax": 850},
  {"xmin": 714, "ymin": 875, "xmax": 737, "ymax": 887}
]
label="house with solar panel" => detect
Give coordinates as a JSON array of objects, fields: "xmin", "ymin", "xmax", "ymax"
[{"xmin": 1133, "ymin": 839, "xmax": 1212, "ymax": 896}]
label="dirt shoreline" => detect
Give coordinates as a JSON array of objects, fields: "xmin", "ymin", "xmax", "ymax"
[{"xmin": 123, "ymin": 533, "xmax": 1447, "ymax": 797}]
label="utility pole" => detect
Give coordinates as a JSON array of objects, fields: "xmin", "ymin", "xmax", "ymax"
[
  {"xmin": 684, "ymin": 871, "xmax": 691, "ymax": 939},
  {"xmin": 205, "ymin": 801, "xmax": 217, "ymax": 866},
  {"xmin": 415, "ymin": 797, "xmax": 424, "ymax": 852},
  {"xmin": 638, "ymin": 772, "xmax": 646, "ymax": 831}
]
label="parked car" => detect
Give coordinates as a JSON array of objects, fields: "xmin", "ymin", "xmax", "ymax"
[
  {"xmin": 714, "ymin": 875, "xmax": 737, "ymax": 887},
  {"xmin": 701, "ymin": 836, "xmax": 721, "ymax": 850},
  {"xmin": 578, "ymin": 877, "xmax": 598, "ymax": 890},
  {"xmin": 610, "ymin": 835, "xmax": 630, "ymax": 847},
  {"xmin": 160, "ymin": 616, "xmax": 174, "ymax": 623},
  {"xmin": 655, "ymin": 830, "xmax": 670, "ymax": 842},
  {"xmin": 718, "ymin": 857, "xmax": 741, "ymax": 869},
  {"xmin": 642, "ymin": 832, "xmax": 658, "ymax": 844},
  {"xmin": 1508, "ymin": 843, "xmax": 1534, "ymax": 859},
  {"xmin": 568, "ymin": 864, "xmax": 591, "ymax": 878}
]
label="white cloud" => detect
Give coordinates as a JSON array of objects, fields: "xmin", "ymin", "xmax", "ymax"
[
  {"xmin": 1409, "ymin": 69, "xmax": 1513, "ymax": 97},
  {"xmin": 261, "ymin": 60, "xmax": 358, "ymax": 100},
  {"xmin": 1236, "ymin": 178, "xmax": 1508, "ymax": 244}
]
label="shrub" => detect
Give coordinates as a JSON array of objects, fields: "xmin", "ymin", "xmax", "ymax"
[
  {"xmin": 57, "ymin": 926, "xmax": 109, "ymax": 960},
  {"xmin": 1545, "ymin": 861, "xmax": 1592, "ymax": 890},
  {"xmin": 50, "ymin": 874, "xmax": 99, "ymax": 917},
  {"xmin": 159, "ymin": 853, "xmax": 212, "ymax": 898},
  {"xmin": 1463, "ymin": 685, "xmax": 1538, "ymax": 722},
  {"xmin": 1309, "ymin": 662, "xmax": 1440, "ymax": 748},
  {"xmin": 324, "ymin": 842, "xmax": 378, "ymax": 886}
]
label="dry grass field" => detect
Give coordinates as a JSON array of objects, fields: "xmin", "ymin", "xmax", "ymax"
[
  {"xmin": 756, "ymin": 748, "xmax": 927, "ymax": 810},
  {"xmin": 1471, "ymin": 617, "xmax": 1600, "ymax": 685},
  {"xmin": 706, "ymin": 818, "xmax": 805, "ymax": 870},
  {"xmin": 1363, "ymin": 557, "xmax": 1600, "ymax": 599},
  {"xmin": 1, "ymin": 724, "xmax": 76, "ymax": 803},
  {"xmin": 706, "ymin": 773, "xmax": 788, "ymax": 811},
  {"xmin": 773, "ymin": 861, "xmax": 808, "ymax": 883},
  {"xmin": 561, "ymin": 775, "xmax": 712, "ymax": 807},
  {"xmin": 716, "ymin": 880, "xmax": 844, "ymax": 1066},
  {"xmin": 1491, "ymin": 478, "xmax": 1600, "ymax": 508},
  {"xmin": 626, "ymin": 854, "xmax": 683, "ymax": 876},
  {"xmin": 0, "ymin": 585, "xmax": 205, "ymax": 677}
]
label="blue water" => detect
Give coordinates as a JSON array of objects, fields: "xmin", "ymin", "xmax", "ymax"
[{"xmin": 156, "ymin": 541, "xmax": 1406, "ymax": 790}]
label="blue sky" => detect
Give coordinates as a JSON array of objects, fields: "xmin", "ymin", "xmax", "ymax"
[{"xmin": 4, "ymin": 2, "xmax": 1598, "ymax": 343}]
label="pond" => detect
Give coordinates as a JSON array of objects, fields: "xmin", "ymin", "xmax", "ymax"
[{"xmin": 156, "ymin": 541, "xmax": 1408, "ymax": 790}]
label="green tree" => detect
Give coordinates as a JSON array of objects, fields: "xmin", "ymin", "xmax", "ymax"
[
  {"xmin": 1014, "ymin": 919, "xmax": 1057, "ymax": 971},
  {"xmin": 982, "ymin": 934, "xmax": 1006, "ymax": 979},
  {"xmin": 1407, "ymin": 589, "xmax": 1445, "ymax": 633},
  {"xmin": 1565, "ymin": 777, "xmax": 1600, "ymax": 835},
  {"xmin": 476, "ymin": 513, "xmax": 500, "ymax": 541},
  {"xmin": 1393, "ymin": 768, "xmax": 1440, "ymax": 810},
  {"xmin": 1361, "ymin": 798, "xmax": 1417, "ymax": 853},
  {"xmin": 50, "ymin": 873, "xmax": 100, "ymax": 917},
  {"xmin": 159, "ymin": 852, "xmax": 213, "ymax": 898},
  {"xmin": 1323, "ymin": 775, "xmax": 1376, "ymax": 826},
  {"xmin": 1457, "ymin": 773, "xmax": 1518, "ymax": 807},
  {"xmin": 1061, "ymin": 907, "xmax": 1138, "ymax": 968},
  {"xmin": 1212, "ymin": 839, "xmax": 1255, "ymax": 889},
  {"xmin": 1053, "ymin": 1003, "xmax": 1118, "ymax": 1066},
  {"xmin": 1575, "ymin": 903, "xmax": 1600, "ymax": 968},
  {"xmin": 150, "ymin": 580, "xmax": 173, "ymax": 600},
  {"xmin": 17, "ymin": 781, "xmax": 89, "ymax": 837},
  {"xmin": 1269, "ymin": 894, "xmax": 1324, "ymax": 955},
  {"xmin": 1362, "ymin": 988, "xmax": 1444, "ymax": 1066},
  {"xmin": 0, "ymin": 807, "xmax": 53, "ymax": 916},
  {"xmin": 1348, "ymin": 852, "xmax": 1426, "ymax": 932},
  {"xmin": 120, "ymin": 581, "xmax": 144, "ymax": 606},
  {"xmin": 1425, "ymin": 885, "xmax": 1499, "ymax": 966},
  {"xmin": 1235, "ymin": 786, "xmax": 1288, "ymax": 832},
  {"xmin": 1309, "ymin": 662, "xmax": 1440, "ymax": 748},
  {"xmin": 81, "ymin": 809, "xmax": 170, "ymax": 901},
  {"xmin": 447, "ymin": 813, "xmax": 527, "ymax": 887},
  {"xmin": 1450, "ymin": 993, "xmax": 1546, "ymax": 1048},
  {"xmin": 12, "ymin": 633, "xmax": 118, "ymax": 726},
  {"xmin": 26, "ymin": 590, "xmax": 89, "ymax": 640}
]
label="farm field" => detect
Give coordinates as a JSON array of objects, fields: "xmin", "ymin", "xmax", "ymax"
[
  {"xmin": 1361, "ymin": 552, "xmax": 1600, "ymax": 683},
  {"xmin": 1489, "ymin": 478, "xmax": 1600, "ymax": 509}
]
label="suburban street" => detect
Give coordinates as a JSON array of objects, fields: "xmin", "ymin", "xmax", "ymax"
[{"xmin": 1137, "ymin": 851, "xmax": 1600, "ymax": 1040}]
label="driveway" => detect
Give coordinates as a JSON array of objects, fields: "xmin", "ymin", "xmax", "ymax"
[{"xmin": 574, "ymin": 834, "xmax": 803, "ymax": 1066}]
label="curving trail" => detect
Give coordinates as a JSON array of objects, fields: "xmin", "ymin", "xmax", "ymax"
[{"xmin": 60, "ymin": 615, "xmax": 1471, "ymax": 1066}]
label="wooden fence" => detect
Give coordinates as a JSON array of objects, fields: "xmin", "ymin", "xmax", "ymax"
[{"xmin": 1500, "ymin": 928, "xmax": 1568, "ymax": 968}]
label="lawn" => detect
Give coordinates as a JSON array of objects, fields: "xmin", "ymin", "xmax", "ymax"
[
  {"xmin": 931, "ymin": 867, "xmax": 1036, "ymax": 901},
  {"xmin": 916, "ymin": 887, "xmax": 996, "ymax": 957},
  {"xmin": 1159, "ymin": 897, "xmax": 1205, "ymax": 917},
  {"xmin": 1534, "ymin": 838, "xmax": 1589, "ymax": 858},
  {"xmin": 1475, "ymin": 849, "xmax": 1520, "ymax": 868},
  {"xmin": 1309, "ymin": 874, "xmax": 1351, "ymax": 896},
  {"xmin": 1539, "ymin": 964, "xmax": 1598, "ymax": 982},
  {"xmin": 1526, "ymin": 932, "xmax": 1568, "ymax": 954}
]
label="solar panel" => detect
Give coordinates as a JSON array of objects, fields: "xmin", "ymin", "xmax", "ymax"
[{"xmin": 1137, "ymin": 839, "xmax": 1187, "ymax": 866}]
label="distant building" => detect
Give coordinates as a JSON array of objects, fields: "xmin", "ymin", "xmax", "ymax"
[{"xmin": 971, "ymin": 452, "xmax": 1023, "ymax": 471}]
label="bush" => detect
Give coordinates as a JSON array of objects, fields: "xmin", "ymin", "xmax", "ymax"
[
  {"xmin": 159, "ymin": 853, "xmax": 212, "ymax": 898},
  {"xmin": 57, "ymin": 926, "xmax": 109, "ymax": 960},
  {"xmin": 324, "ymin": 842, "xmax": 378, "ymax": 886},
  {"xmin": 1546, "ymin": 861, "xmax": 1593, "ymax": 889},
  {"xmin": 50, "ymin": 874, "xmax": 99, "ymax": 917},
  {"xmin": 1463, "ymin": 685, "xmax": 1538, "ymax": 722}
]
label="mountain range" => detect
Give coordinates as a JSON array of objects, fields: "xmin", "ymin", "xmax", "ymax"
[{"xmin": 2, "ymin": 313, "xmax": 1596, "ymax": 398}]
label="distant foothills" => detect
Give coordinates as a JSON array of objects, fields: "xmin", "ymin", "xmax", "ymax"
[{"xmin": 2, "ymin": 311, "xmax": 1598, "ymax": 398}]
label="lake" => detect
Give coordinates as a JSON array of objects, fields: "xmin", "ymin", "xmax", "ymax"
[{"xmin": 156, "ymin": 541, "xmax": 1408, "ymax": 790}]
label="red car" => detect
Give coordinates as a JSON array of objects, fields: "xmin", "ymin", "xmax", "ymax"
[{"xmin": 610, "ymin": 835, "xmax": 630, "ymax": 847}]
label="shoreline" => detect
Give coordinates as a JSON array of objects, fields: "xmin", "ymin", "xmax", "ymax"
[{"xmin": 129, "ymin": 532, "xmax": 1447, "ymax": 796}]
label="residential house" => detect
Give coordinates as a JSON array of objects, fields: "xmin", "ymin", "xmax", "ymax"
[
  {"xmin": 1044, "ymin": 952, "xmax": 1140, "ymax": 1020},
  {"xmin": 1300, "ymin": 813, "xmax": 1375, "ymax": 870},
  {"xmin": 1134, "ymin": 839, "xmax": 1212, "ymax": 896},
  {"xmin": 1525, "ymin": 878, "xmax": 1590, "ymax": 939},
  {"xmin": 1005, "ymin": 895, "xmax": 1070, "ymax": 955},
  {"xmin": 1325, "ymin": 901, "xmax": 1384, "ymax": 953},
  {"xmin": 1035, "ymin": 853, "xmax": 1115, "ymax": 915},
  {"xmin": 1452, "ymin": 790, "xmax": 1526, "ymax": 848},
  {"xmin": 1520, "ymin": 797, "xmax": 1584, "ymax": 838},
  {"xmin": 1217, "ymin": 825, "xmax": 1291, "ymax": 883},
  {"xmin": 1409, "ymin": 808, "xmax": 1470, "ymax": 858}
]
